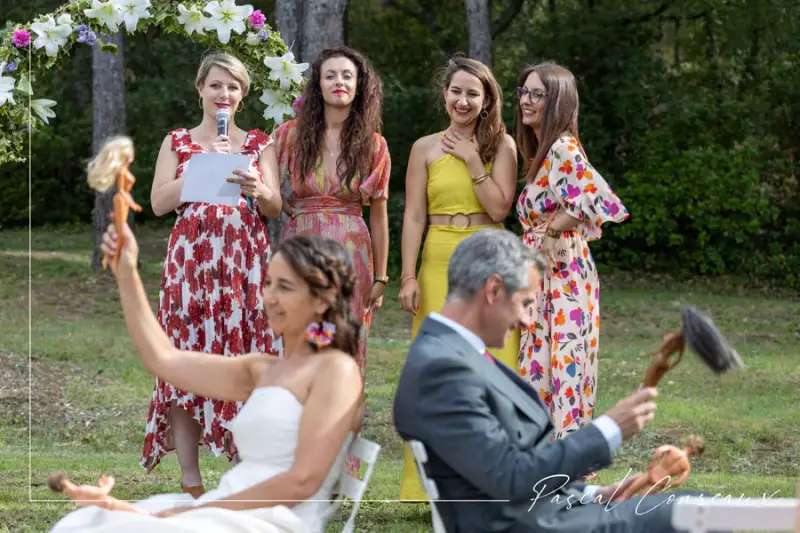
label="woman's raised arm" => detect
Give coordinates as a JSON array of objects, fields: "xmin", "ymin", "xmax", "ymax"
[{"xmin": 102, "ymin": 223, "xmax": 270, "ymax": 402}]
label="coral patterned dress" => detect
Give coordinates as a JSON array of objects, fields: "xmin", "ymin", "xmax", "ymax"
[
  {"xmin": 271, "ymin": 120, "xmax": 391, "ymax": 379},
  {"xmin": 516, "ymin": 134, "xmax": 629, "ymax": 439},
  {"xmin": 140, "ymin": 128, "xmax": 280, "ymax": 472}
]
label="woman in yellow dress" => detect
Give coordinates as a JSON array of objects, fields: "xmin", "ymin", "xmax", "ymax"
[{"xmin": 397, "ymin": 56, "xmax": 519, "ymax": 501}]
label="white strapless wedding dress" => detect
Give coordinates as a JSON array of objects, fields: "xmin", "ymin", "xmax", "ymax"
[{"xmin": 50, "ymin": 387, "xmax": 352, "ymax": 533}]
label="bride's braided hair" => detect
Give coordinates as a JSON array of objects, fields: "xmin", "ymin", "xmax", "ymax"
[{"xmin": 274, "ymin": 235, "xmax": 362, "ymax": 357}]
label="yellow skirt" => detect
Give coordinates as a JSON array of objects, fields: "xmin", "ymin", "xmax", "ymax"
[{"xmin": 398, "ymin": 223, "xmax": 521, "ymax": 501}]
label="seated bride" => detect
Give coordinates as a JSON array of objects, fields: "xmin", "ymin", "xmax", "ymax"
[{"xmin": 49, "ymin": 223, "xmax": 365, "ymax": 533}]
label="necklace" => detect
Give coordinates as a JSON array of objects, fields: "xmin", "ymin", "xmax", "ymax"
[{"xmin": 323, "ymin": 133, "xmax": 340, "ymax": 158}]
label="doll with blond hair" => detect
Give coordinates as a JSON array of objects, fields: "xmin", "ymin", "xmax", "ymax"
[{"xmin": 87, "ymin": 136, "xmax": 142, "ymax": 274}]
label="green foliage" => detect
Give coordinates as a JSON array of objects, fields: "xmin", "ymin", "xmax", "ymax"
[
  {"xmin": 0, "ymin": 0, "xmax": 303, "ymax": 166},
  {"xmin": 2, "ymin": 0, "xmax": 799, "ymax": 288}
]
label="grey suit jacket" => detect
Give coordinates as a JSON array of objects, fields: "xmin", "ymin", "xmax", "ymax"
[{"xmin": 394, "ymin": 317, "xmax": 613, "ymax": 533}]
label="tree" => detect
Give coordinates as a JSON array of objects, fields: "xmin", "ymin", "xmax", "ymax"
[
  {"xmin": 465, "ymin": 0, "xmax": 492, "ymax": 66},
  {"xmin": 91, "ymin": 32, "xmax": 128, "ymax": 270},
  {"xmin": 275, "ymin": 0, "xmax": 304, "ymax": 59},
  {"xmin": 302, "ymin": 0, "xmax": 348, "ymax": 63}
]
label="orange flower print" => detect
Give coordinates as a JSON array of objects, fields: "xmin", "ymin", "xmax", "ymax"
[
  {"xmin": 577, "ymin": 165, "xmax": 594, "ymax": 181},
  {"xmin": 516, "ymin": 138, "xmax": 629, "ymax": 441},
  {"xmin": 520, "ymin": 366, "xmax": 528, "ymax": 377}
]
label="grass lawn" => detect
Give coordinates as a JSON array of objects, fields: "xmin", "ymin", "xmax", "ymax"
[{"xmin": 1, "ymin": 223, "xmax": 798, "ymax": 533}]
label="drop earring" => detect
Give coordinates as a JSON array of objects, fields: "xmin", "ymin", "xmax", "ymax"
[{"xmin": 304, "ymin": 321, "xmax": 336, "ymax": 349}]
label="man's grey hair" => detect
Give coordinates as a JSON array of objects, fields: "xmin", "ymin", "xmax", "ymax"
[{"xmin": 446, "ymin": 228, "xmax": 546, "ymax": 302}]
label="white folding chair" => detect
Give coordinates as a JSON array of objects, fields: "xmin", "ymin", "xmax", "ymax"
[
  {"xmin": 408, "ymin": 439, "xmax": 448, "ymax": 533},
  {"xmin": 322, "ymin": 435, "xmax": 381, "ymax": 533},
  {"xmin": 671, "ymin": 495, "xmax": 799, "ymax": 532}
]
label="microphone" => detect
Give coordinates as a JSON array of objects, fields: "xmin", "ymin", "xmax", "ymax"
[{"xmin": 216, "ymin": 108, "xmax": 229, "ymax": 137}]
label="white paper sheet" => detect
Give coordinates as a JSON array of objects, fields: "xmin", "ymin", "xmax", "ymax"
[{"xmin": 180, "ymin": 152, "xmax": 252, "ymax": 207}]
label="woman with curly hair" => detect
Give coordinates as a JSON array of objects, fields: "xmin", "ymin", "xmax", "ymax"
[{"xmin": 271, "ymin": 45, "xmax": 391, "ymax": 381}]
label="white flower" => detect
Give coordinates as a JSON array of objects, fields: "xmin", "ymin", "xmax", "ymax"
[
  {"xmin": 263, "ymin": 100, "xmax": 294, "ymax": 125},
  {"xmin": 263, "ymin": 52, "xmax": 308, "ymax": 91},
  {"xmin": 177, "ymin": 4, "xmax": 206, "ymax": 35},
  {"xmin": 56, "ymin": 14, "xmax": 73, "ymax": 26},
  {"xmin": 84, "ymin": 0, "xmax": 123, "ymax": 33},
  {"xmin": 32, "ymin": 99, "xmax": 57, "ymax": 124},
  {"xmin": 0, "ymin": 65, "xmax": 15, "ymax": 107},
  {"xmin": 245, "ymin": 32, "xmax": 260, "ymax": 46},
  {"xmin": 258, "ymin": 88, "xmax": 282, "ymax": 108},
  {"xmin": 260, "ymin": 89, "xmax": 294, "ymax": 124},
  {"xmin": 30, "ymin": 16, "xmax": 73, "ymax": 57},
  {"xmin": 203, "ymin": 0, "xmax": 253, "ymax": 45},
  {"xmin": 114, "ymin": 0, "xmax": 152, "ymax": 33}
]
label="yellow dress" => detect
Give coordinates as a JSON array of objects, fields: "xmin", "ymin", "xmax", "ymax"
[{"xmin": 398, "ymin": 147, "xmax": 522, "ymax": 501}]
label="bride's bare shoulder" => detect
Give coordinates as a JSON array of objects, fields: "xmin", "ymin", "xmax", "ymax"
[{"xmin": 317, "ymin": 350, "xmax": 360, "ymax": 381}]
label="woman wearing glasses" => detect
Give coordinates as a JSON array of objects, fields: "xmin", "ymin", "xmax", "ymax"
[{"xmin": 514, "ymin": 63, "xmax": 629, "ymax": 451}]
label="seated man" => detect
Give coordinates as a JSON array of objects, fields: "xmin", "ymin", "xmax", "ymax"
[{"xmin": 393, "ymin": 228, "xmax": 709, "ymax": 533}]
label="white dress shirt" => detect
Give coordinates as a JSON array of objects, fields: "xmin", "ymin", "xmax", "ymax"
[{"xmin": 428, "ymin": 312, "xmax": 619, "ymax": 501}]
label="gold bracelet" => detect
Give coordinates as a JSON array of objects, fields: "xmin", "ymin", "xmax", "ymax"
[
  {"xmin": 472, "ymin": 172, "xmax": 490, "ymax": 185},
  {"xmin": 400, "ymin": 274, "xmax": 415, "ymax": 285}
]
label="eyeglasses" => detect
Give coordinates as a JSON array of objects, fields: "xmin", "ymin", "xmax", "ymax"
[{"xmin": 517, "ymin": 87, "xmax": 547, "ymax": 103}]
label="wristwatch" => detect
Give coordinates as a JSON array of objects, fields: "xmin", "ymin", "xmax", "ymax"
[{"xmin": 374, "ymin": 276, "xmax": 389, "ymax": 285}]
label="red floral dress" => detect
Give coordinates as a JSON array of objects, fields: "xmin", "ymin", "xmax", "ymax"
[{"xmin": 140, "ymin": 128, "xmax": 280, "ymax": 472}]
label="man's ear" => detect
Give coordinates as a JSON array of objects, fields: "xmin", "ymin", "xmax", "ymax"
[{"xmin": 485, "ymin": 274, "xmax": 503, "ymax": 305}]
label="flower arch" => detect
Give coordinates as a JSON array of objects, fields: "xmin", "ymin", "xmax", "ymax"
[{"xmin": 0, "ymin": 0, "xmax": 308, "ymax": 166}]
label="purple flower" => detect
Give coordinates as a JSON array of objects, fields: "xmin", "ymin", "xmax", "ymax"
[
  {"xmin": 249, "ymin": 10, "xmax": 266, "ymax": 28},
  {"xmin": 603, "ymin": 200, "xmax": 619, "ymax": 217},
  {"xmin": 77, "ymin": 28, "xmax": 97, "ymax": 45},
  {"xmin": 552, "ymin": 377, "xmax": 561, "ymax": 395},
  {"xmin": 258, "ymin": 29, "xmax": 271, "ymax": 41},
  {"xmin": 292, "ymin": 96, "xmax": 304, "ymax": 113},
  {"xmin": 566, "ymin": 184, "xmax": 581, "ymax": 199},
  {"xmin": 530, "ymin": 360, "xmax": 544, "ymax": 380},
  {"xmin": 569, "ymin": 308, "xmax": 583, "ymax": 327},
  {"xmin": 4, "ymin": 62, "xmax": 16, "ymax": 73},
  {"xmin": 12, "ymin": 29, "xmax": 31, "ymax": 47},
  {"xmin": 569, "ymin": 258, "xmax": 581, "ymax": 273},
  {"xmin": 543, "ymin": 198, "xmax": 557, "ymax": 212}
]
